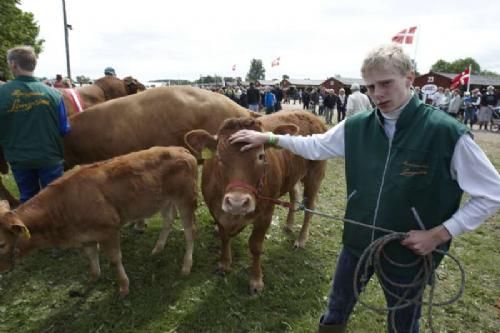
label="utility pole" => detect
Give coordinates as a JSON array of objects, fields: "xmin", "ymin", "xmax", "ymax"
[{"xmin": 62, "ymin": 0, "xmax": 71, "ymax": 80}]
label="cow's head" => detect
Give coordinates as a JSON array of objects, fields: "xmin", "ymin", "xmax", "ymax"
[
  {"xmin": 185, "ymin": 118, "xmax": 298, "ymax": 216},
  {"xmin": 0, "ymin": 201, "xmax": 30, "ymax": 272},
  {"xmin": 123, "ymin": 76, "xmax": 146, "ymax": 94}
]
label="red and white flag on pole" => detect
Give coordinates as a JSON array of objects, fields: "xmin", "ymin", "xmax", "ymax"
[
  {"xmin": 271, "ymin": 57, "xmax": 280, "ymax": 67},
  {"xmin": 391, "ymin": 26, "xmax": 417, "ymax": 44},
  {"xmin": 450, "ymin": 67, "xmax": 470, "ymax": 90},
  {"xmin": 232, "ymin": 64, "xmax": 236, "ymax": 71}
]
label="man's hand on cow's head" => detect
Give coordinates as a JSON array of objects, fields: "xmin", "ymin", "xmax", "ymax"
[{"xmin": 229, "ymin": 130, "xmax": 269, "ymax": 152}]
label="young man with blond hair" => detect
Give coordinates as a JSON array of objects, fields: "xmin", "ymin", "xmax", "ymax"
[{"xmin": 229, "ymin": 44, "xmax": 500, "ymax": 332}]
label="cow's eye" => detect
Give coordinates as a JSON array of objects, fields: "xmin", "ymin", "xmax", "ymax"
[{"xmin": 257, "ymin": 153, "xmax": 265, "ymax": 161}]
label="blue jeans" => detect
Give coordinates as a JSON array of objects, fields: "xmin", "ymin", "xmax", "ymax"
[
  {"xmin": 12, "ymin": 163, "xmax": 64, "ymax": 203},
  {"xmin": 321, "ymin": 247, "xmax": 422, "ymax": 333}
]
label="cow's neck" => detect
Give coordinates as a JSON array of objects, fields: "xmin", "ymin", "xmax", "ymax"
[{"xmin": 14, "ymin": 204, "xmax": 58, "ymax": 256}]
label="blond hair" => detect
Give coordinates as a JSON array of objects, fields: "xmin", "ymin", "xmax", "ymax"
[{"xmin": 361, "ymin": 44, "xmax": 413, "ymax": 77}]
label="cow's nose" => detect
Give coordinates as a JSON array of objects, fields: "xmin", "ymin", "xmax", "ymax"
[{"xmin": 223, "ymin": 193, "xmax": 254, "ymax": 215}]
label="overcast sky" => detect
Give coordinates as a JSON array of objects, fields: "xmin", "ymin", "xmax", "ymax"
[{"xmin": 18, "ymin": 0, "xmax": 500, "ymax": 84}]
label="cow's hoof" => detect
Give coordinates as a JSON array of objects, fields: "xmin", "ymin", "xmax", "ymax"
[
  {"xmin": 214, "ymin": 263, "xmax": 230, "ymax": 276},
  {"xmin": 293, "ymin": 240, "xmax": 306, "ymax": 249},
  {"xmin": 118, "ymin": 288, "xmax": 129, "ymax": 298},
  {"xmin": 249, "ymin": 282, "xmax": 264, "ymax": 296},
  {"xmin": 180, "ymin": 265, "xmax": 192, "ymax": 276},
  {"xmin": 133, "ymin": 221, "xmax": 147, "ymax": 233},
  {"xmin": 68, "ymin": 290, "xmax": 84, "ymax": 298}
]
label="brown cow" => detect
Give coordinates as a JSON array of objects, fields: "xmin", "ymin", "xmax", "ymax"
[
  {"xmin": 63, "ymin": 75, "xmax": 145, "ymax": 116},
  {"xmin": 0, "ymin": 146, "xmax": 197, "ymax": 297},
  {"xmin": 64, "ymin": 86, "xmax": 254, "ymax": 168},
  {"xmin": 185, "ymin": 111, "xmax": 326, "ymax": 294}
]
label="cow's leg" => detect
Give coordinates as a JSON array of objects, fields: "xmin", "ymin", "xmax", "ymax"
[
  {"xmin": 217, "ymin": 224, "xmax": 232, "ymax": 273},
  {"xmin": 100, "ymin": 232, "xmax": 129, "ymax": 297},
  {"xmin": 284, "ymin": 183, "xmax": 301, "ymax": 233},
  {"xmin": 82, "ymin": 242, "xmax": 101, "ymax": 281},
  {"xmin": 295, "ymin": 162, "xmax": 325, "ymax": 248},
  {"xmin": 248, "ymin": 221, "xmax": 271, "ymax": 295},
  {"xmin": 178, "ymin": 200, "xmax": 195, "ymax": 275},
  {"xmin": 151, "ymin": 202, "xmax": 176, "ymax": 255}
]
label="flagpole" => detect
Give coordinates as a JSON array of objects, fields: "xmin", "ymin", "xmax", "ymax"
[
  {"xmin": 413, "ymin": 25, "xmax": 420, "ymax": 71},
  {"xmin": 466, "ymin": 64, "xmax": 471, "ymax": 93}
]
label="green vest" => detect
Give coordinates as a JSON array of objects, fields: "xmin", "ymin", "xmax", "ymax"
[
  {"xmin": 0, "ymin": 76, "xmax": 64, "ymax": 169},
  {"xmin": 344, "ymin": 95, "xmax": 469, "ymax": 276}
]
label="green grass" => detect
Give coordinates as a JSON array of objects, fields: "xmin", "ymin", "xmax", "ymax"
[{"xmin": 0, "ymin": 132, "xmax": 499, "ymax": 333}]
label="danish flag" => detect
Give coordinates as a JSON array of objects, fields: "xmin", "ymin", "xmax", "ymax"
[
  {"xmin": 391, "ymin": 26, "xmax": 417, "ymax": 44},
  {"xmin": 450, "ymin": 67, "xmax": 470, "ymax": 90},
  {"xmin": 271, "ymin": 57, "xmax": 280, "ymax": 67}
]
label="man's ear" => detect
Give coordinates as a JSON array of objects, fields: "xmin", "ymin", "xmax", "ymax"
[
  {"xmin": 184, "ymin": 130, "xmax": 217, "ymax": 159},
  {"xmin": 273, "ymin": 124, "xmax": 299, "ymax": 135},
  {"xmin": 406, "ymin": 70, "xmax": 415, "ymax": 88}
]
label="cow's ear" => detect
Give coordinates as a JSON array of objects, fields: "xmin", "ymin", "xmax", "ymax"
[
  {"xmin": 249, "ymin": 112, "xmax": 262, "ymax": 119},
  {"xmin": 0, "ymin": 200, "xmax": 10, "ymax": 212},
  {"xmin": 9, "ymin": 216, "xmax": 30, "ymax": 239},
  {"xmin": 184, "ymin": 130, "xmax": 217, "ymax": 158},
  {"xmin": 273, "ymin": 124, "xmax": 299, "ymax": 136}
]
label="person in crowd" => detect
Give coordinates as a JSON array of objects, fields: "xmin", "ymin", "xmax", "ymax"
[
  {"xmin": 462, "ymin": 91, "xmax": 475, "ymax": 128},
  {"xmin": 310, "ymin": 88, "xmax": 320, "ymax": 114},
  {"xmin": 302, "ymin": 88, "xmax": 311, "ymax": 110},
  {"xmin": 437, "ymin": 88, "xmax": 451, "ymax": 113},
  {"xmin": 431, "ymin": 86, "xmax": 444, "ymax": 108},
  {"xmin": 478, "ymin": 85, "xmax": 498, "ymax": 131},
  {"xmin": 239, "ymin": 88, "xmax": 248, "ymax": 109},
  {"xmin": 247, "ymin": 82, "xmax": 260, "ymax": 112},
  {"xmin": 336, "ymin": 88, "xmax": 347, "ymax": 123},
  {"xmin": 0, "ymin": 46, "xmax": 70, "ymax": 203},
  {"xmin": 447, "ymin": 89, "xmax": 462, "ymax": 118},
  {"xmin": 264, "ymin": 87, "xmax": 276, "ymax": 115},
  {"xmin": 323, "ymin": 89, "xmax": 337, "ymax": 125},
  {"xmin": 273, "ymin": 84, "xmax": 283, "ymax": 112},
  {"xmin": 53, "ymin": 74, "xmax": 65, "ymax": 88},
  {"xmin": 413, "ymin": 86, "xmax": 423, "ymax": 100},
  {"xmin": 345, "ymin": 83, "xmax": 371, "ymax": 117},
  {"xmin": 228, "ymin": 43, "xmax": 500, "ymax": 333},
  {"xmin": 104, "ymin": 67, "xmax": 116, "ymax": 76}
]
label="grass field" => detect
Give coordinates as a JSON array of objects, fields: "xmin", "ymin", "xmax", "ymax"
[{"xmin": 0, "ymin": 130, "xmax": 499, "ymax": 333}]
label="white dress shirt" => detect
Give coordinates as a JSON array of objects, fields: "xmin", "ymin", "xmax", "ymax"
[{"xmin": 276, "ymin": 103, "xmax": 500, "ymax": 238}]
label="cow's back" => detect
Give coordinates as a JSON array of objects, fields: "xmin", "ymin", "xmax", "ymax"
[
  {"xmin": 64, "ymin": 86, "xmax": 252, "ymax": 168},
  {"xmin": 24, "ymin": 146, "xmax": 197, "ymax": 242}
]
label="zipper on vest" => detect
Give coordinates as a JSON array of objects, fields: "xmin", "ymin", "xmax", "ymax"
[{"xmin": 370, "ymin": 140, "xmax": 392, "ymax": 242}]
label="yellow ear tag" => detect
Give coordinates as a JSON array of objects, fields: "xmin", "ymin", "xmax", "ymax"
[
  {"xmin": 21, "ymin": 226, "xmax": 31, "ymax": 239},
  {"xmin": 201, "ymin": 147, "xmax": 213, "ymax": 160}
]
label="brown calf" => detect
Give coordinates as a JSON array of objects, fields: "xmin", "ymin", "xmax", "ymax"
[
  {"xmin": 185, "ymin": 111, "xmax": 326, "ymax": 294},
  {"xmin": 0, "ymin": 146, "xmax": 197, "ymax": 297}
]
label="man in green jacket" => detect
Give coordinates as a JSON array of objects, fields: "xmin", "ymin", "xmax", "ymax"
[
  {"xmin": 0, "ymin": 46, "xmax": 70, "ymax": 203},
  {"xmin": 229, "ymin": 44, "xmax": 500, "ymax": 332}
]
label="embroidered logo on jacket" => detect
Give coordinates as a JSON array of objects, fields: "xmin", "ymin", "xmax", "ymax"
[{"xmin": 400, "ymin": 160, "xmax": 428, "ymax": 176}]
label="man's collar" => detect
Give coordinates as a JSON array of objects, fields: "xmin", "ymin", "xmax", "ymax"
[
  {"xmin": 15, "ymin": 75, "xmax": 38, "ymax": 82},
  {"xmin": 376, "ymin": 93, "xmax": 422, "ymax": 130}
]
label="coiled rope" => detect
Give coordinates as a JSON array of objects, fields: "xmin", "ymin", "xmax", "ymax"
[{"xmin": 295, "ymin": 202, "xmax": 466, "ymax": 333}]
